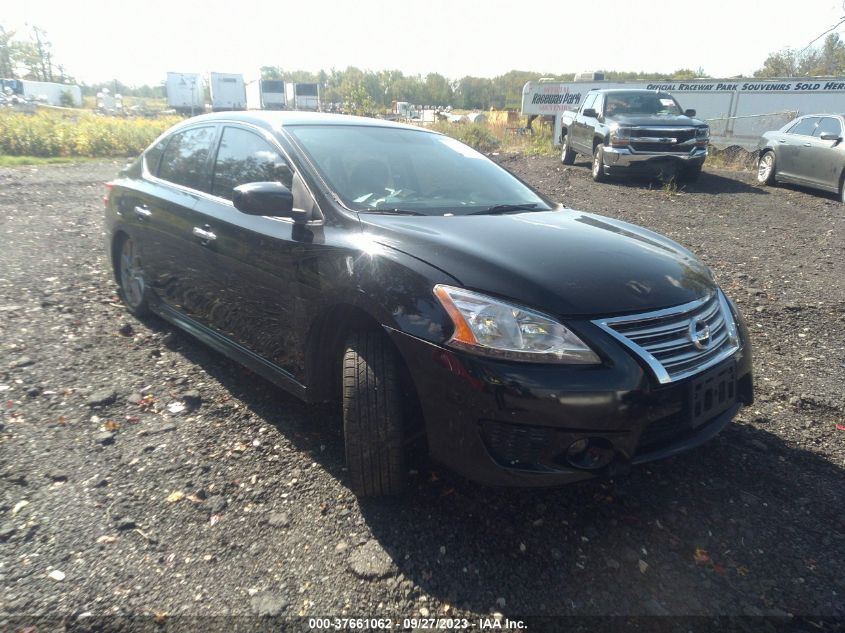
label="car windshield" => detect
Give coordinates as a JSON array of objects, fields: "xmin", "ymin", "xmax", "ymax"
[
  {"xmin": 605, "ymin": 92, "xmax": 683, "ymax": 117},
  {"xmin": 285, "ymin": 124, "xmax": 552, "ymax": 215}
]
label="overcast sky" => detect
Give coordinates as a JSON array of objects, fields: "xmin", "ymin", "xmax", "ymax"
[{"xmin": 5, "ymin": 0, "xmax": 845, "ymax": 85}]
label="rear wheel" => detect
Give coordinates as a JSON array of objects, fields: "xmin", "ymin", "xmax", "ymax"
[
  {"xmin": 757, "ymin": 151, "xmax": 776, "ymax": 185},
  {"xmin": 592, "ymin": 145, "xmax": 607, "ymax": 182},
  {"xmin": 117, "ymin": 236, "xmax": 150, "ymax": 316},
  {"xmin": 342, "ymin": 331, "xmax": 406, "ymax": 497},
  {"xmin": 560, "ymin": 134, "xmax": 576, "ymax": 165}
]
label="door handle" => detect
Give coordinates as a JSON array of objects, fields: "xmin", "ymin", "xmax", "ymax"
[
  {"xmin": 133, "ymin": 205, "xmax": 151, "ymax": 219},
  {"xmin": 777, "ymin": 139, "xmax": 787, "ymax": 143},
  {"xmin": 192, "ymin": 226, "xmax": 217, "ymax": 242},
  {"xmin": 803, "ymin": 142, "xmax": 812, "ymax": 147}
]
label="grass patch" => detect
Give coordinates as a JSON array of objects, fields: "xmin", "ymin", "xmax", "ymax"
[
  {"xmin": 0, "ymin": 109, "xmax": 182, "ymax": 158},
  {"xmin": 427, "ymin": 115, "xmax": 558, "ymax": 156}
]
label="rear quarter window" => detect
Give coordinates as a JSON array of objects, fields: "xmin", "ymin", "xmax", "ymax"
[
  {"xmin": 144, "ymin": 138, "xmax": 167, "ymax": 176},
  {"xmin": 788, "ymin": 117, "xmax": 819, "ymax": 136},
  {"xmin": 157, "ymin": 126, "xmax": 217, "ymax": 192}
]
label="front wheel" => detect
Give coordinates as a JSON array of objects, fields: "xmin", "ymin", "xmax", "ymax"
[
  {"xmin": 560, "ymin": 135, "xmax": 576, "ymax": 165},
  {"xmin": 342, "ymin": 331, "xmax": 406, "ymax": 497},
  {"xmin": 592, "ymin": 145, "xmax": 607, "ymax": 182},
  {"xmin": 757, "ymin": 151, "xmax": 776, "ymax": 185},
  {"xmin": 117, "ymin": 236, "xmax": 150, "ymax": 316}
]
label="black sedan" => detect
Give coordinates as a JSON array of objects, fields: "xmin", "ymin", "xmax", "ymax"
[
  {"xmin": 756, "ymin": 113, "xmax": 845, "ymax": 202},
  {"xmin": 105, "ymin": 112, "xmax": 753, "ymax": 496}
]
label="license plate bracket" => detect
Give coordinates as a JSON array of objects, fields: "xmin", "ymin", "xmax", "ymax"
[{"xmin": 689, "ymin": 361, "xmax": 737, "ymax": 428}]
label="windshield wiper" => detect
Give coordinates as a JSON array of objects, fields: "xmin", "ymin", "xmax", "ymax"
[
  {"xmin": 358, "ymin": 208, "xmax": 426, "ymax": 216},
  {"xmin": 468, "ymin": 203, "xmax": 541, "ymax": 216}
]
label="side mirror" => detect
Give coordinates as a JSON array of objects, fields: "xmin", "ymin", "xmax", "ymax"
[
  {"xmin": 582, "ymin": 108, "xmax": 597, "ymax": 118},
  {"xmin": 684, "ymin": 109, "xmax": 697, "ymax": 118},
  {"xmin": 233, "ymin": 181, "xmax": 306, "ymax": 221},
  {"xmin": 819, "ymin": 133, "xmax": 842, "ymax": 142}
]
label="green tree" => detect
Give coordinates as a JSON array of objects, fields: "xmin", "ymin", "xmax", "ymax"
[
  {"xmin": 0, "ymin": 26, "xmax": 16, "ymax": 78},
  {"xmin": 755, "ymin": 34, "xmax": 845, "ymax": 77}
]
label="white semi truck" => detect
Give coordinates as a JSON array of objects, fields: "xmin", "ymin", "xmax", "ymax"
[
  {"xmin": 286, "ymin": 82, "xmax": 321, "ymax": 111},
  {"xmin": 165, "ymin": 72, "xmax": 204, "ymax": 114},
  {"xmin": 247, "ymin": 79, "xmax": 286, "ymax": 110},
  {"xmin": 209, "ymin": 72, "xmax": 247, "ymax": 112}
]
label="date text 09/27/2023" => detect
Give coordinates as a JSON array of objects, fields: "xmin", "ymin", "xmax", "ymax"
[{"xmin": 307, "ymin": 617, "xmax": 527, "ymax": 630}]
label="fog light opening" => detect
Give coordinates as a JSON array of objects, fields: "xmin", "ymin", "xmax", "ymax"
[{"xmin": 565, "ymin": 437, "xmax": 615, "ymax": 470}]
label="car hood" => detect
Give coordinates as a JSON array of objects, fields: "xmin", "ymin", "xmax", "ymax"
[
  {"xmin": 607, "ymin": 114, "xmax": 706, "ymax": 128},
  {"xmin": 360, "ymin": 210, "xmax": 715, "ymax": 317}
]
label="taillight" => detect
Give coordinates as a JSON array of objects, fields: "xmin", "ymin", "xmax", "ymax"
[{"xmin": 103, "ymin": 182, "xmax": 113, "ymax": 207}]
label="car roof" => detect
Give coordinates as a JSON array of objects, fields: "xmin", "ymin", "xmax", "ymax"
[{"xmin": 173, "ymin": 110, "xmax": 426, "ymax": 133}]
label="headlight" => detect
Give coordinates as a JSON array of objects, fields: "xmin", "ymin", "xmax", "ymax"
[
  {"xmin": 433, "ymin": 285, "xmax": 600, "ymax": 364},
  {"xmin": 695, "ymin": 127, "xmax": 710, "ymax": 139},
  {"xmin": 610, "ymin": 126, "xmax": 632, "ymax": 146}
]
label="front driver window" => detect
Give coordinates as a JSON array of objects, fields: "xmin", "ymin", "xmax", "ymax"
[{"xmin": 212, "ymin": 126, "xmax": 293, "ymax": 201}]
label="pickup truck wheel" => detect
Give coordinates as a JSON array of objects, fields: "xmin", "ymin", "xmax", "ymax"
[
  {"xmin": 560, "ymin": 135, "xmax": 576, "ymax": 165},
  {"xmin": 342, "ymin": 331, "xmax": 406, "ymax": 497},
  {"xmin": 591, "ymin": 145, "xmax": 607, "ymax": 182},
  {"xmin": 757, "ymin": 151, "xmax": 776, "ymax": 185}
]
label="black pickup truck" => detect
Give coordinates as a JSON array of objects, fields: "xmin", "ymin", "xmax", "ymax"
[{"xmin": 559, "ymin": 89, "xmax": 710, "ymax": 182}]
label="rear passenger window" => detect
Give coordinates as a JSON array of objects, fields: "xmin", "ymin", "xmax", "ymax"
[
  {"xmin": 211, "ymin": 127, "xmax": 293, "ymax": 200},
  {"xmin": 789, "ymin": 117, "xmax": 819, "ymax": 136},
  {"xmin": 157, "ymin": 126, "xmax": 217, "ymax": 191}
]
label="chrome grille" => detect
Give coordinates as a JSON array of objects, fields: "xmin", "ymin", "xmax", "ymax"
[
  {"xmin": 593, "ymin": 291, "xmax": 740, "ymax": 384},
  {"xmin": 630, "ymin": 127, "xmax": 696, "ymax": 143}
]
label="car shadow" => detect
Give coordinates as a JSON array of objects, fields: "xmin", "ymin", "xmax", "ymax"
[
  {"xmin": 137, "ymin": 314, "xmax": 843, "ymax": 619},
  {"xmin": 355, "ymin": 422, "xmax": 843, "ymax": 618},
  {"xmin": 769, "ymin": 181, "xmax": 843, "ymax": 203}
]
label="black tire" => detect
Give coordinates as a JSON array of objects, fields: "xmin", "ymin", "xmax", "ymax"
[
  {"xmin": 591, "ymin": 145, "xmax": 607, "ymax": 182},
  {"xmin": 839, "ymin": 174, "xmax": 845, "ymax": 204},
  {"xmin": 757, "ymin": 151, "xmax": 777, "ymax": 185},
  {"xmin": 116, "ymin": 235, "xmax": 150, "ymax": 317},
  {"xmin": 560, "ymin": 134, "xmax": 576, "ymax": 165},
  {"xmin": 342, "ymin": 331, "xmax": 406, "ymax": 497},
  {"xmin": 679, "ymin": 164, "xmax": 703, "ymax": 183}
]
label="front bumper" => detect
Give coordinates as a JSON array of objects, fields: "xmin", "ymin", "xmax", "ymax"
[
  {"xmin": 386, "ymin": 317, "xmax": 752, "ymax": 487},
  {"xmin": 603, "ymin": 146, "xmax": 707, "ymax": 174}
]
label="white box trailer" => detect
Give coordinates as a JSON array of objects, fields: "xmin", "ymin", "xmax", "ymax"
[
  {"xmin": 522, "ymin": 77, "xmax": 845, "ymax": 149},
  {"xmin": 247, "ymin": 79, "xmax": 286, "ymax": 110},
  {"xmin": 165, "ymin": 72, "xmax": 204, "ymax": 114},
  {"xmin": 0, "ymin": 78, "xmax": 82, "ymax": 107},
  {"xmin": 288, "ymin": 82, "xmax": 321, "ymax": 111},
  {"xmin": 209, "ymin": 72, "xmax": 246, "ymax": 112}
]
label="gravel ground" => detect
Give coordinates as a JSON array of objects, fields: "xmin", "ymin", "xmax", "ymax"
[{"xmin": 1, "ymin": 157, "xmax": 843, "ymax": 632}]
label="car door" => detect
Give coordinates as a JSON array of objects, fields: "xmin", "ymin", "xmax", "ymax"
[
  {"xmin": 139, "ymin": 124, "xmax": 221, "ymax": 318},
  {"xmin": 191, "ymin": 124, "xmax": 322, "ymax": 380},
  {"xmin": 778, "ymin": 116, "xmax": 819, "ymax": 181},
  {"xmin": 572, "ymin": 92, "xmax": 598, "ymax": 153},
  {"xmin": 806, "ymin": 116, "xmax": 844, "ymax": 190}
]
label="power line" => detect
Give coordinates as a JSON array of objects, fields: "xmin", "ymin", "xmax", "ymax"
[{"xmin": 797, "ymin": 14, "xmax": 845, "ymax": 55}]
